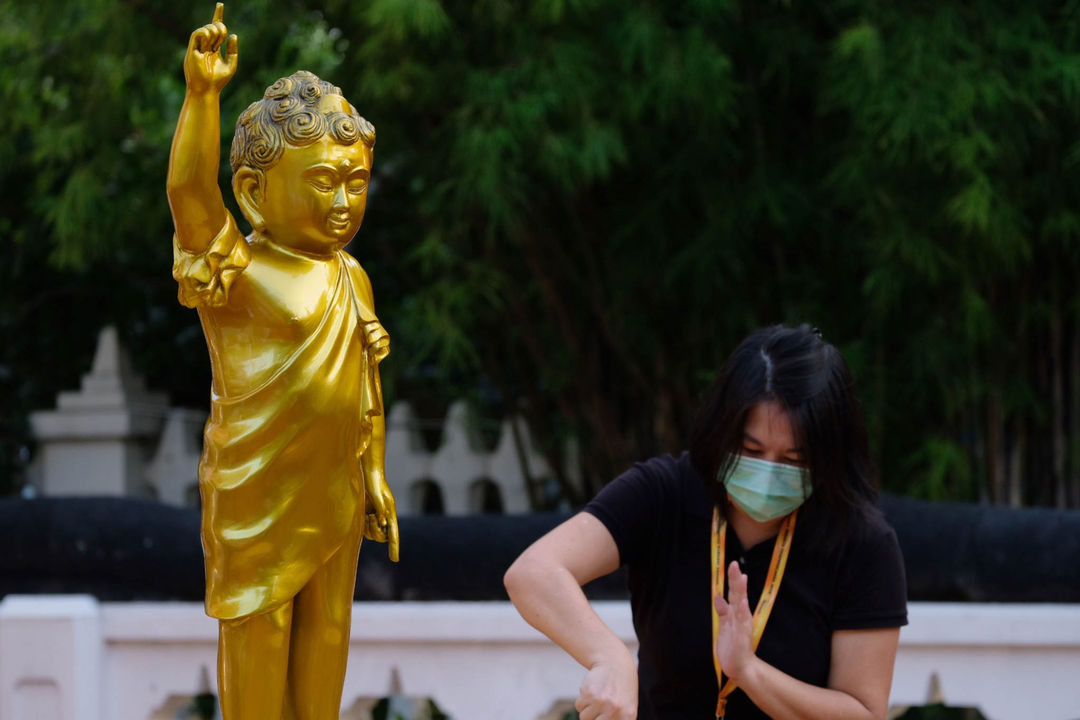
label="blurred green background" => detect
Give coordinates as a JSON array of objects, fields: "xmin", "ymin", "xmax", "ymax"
[{"xmin": 2, "ymin": 0, "xmax": 1079, "ymax": 509}]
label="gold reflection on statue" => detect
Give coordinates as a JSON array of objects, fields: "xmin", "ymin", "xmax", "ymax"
[{"xmin": 166, "ymin": 4, "xmax": 399, "ymax": 717}]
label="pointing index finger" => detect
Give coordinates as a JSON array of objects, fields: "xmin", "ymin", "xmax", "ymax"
[{"xmin": 212, "ymin": 2, "xmax": 224, "ymax": 24}]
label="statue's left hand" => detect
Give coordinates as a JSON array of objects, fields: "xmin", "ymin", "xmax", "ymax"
[{"xmin": 364, "ymin": 473, "xmax": 400, "ymax": 562}]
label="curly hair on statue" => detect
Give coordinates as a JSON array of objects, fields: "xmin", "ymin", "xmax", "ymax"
[{"xmin": 229, "ymin": 70, "xmax": 376, "ymax": 174}]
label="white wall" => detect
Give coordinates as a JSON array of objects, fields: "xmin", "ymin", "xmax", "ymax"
[{"xmin": 2, "ymin": 598, "xmax": 1078, "ymax": 720}]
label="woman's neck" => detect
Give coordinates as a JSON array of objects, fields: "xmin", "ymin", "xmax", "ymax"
[{"xmin": 726, "ymin": 501, "xmax": 785, "ymax": 550}]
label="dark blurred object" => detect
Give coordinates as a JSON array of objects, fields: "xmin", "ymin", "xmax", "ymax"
[
  {"xmin": 354, "ymin": 511, "xmax": 628, "ymax": 601},
  {"xmin": 0, "ymin": 498, "xmax": 625, "ymax": 602},
  {"xmin": 881, "ymin": 494, "xmax": 1080, "ymax": 603},
  {"xmin": 2, "ymin": 495, "xmax": 1079, "ymax": 603},
  {"xmin": 0, "ymin": 496, "xmax": 204, "ymax": 601}
]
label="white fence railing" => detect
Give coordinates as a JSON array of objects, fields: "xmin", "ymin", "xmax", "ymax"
[{"xmin": 1, "ymin": 597, "xmax": 1078, "ymax": 720}]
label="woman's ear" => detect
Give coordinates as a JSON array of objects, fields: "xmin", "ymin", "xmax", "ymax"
[{"xmin": 233, "ymin": 167, "xmax": 266, "ymax": 232}]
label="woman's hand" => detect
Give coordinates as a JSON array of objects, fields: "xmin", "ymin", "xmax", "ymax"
[
  {"xmin": 712, "ymin": 558, "xmax": 900, "ymax": 719},
  {"xmin": 714, "ymin": 560, "xmax": 758, "ymax": 684},
  {"xmin": 575, "ymin": 653, "xmax": 638, "ymax": 720}
]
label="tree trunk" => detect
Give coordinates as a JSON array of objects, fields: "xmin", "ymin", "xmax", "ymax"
[
  {"xmin": 517, "ymin": 230, "xmax": 633, "ymax": 491},
  {"xmin": 1033, "ymin": 327, "xmax": 1052, "ymax": 506},
  {"xmin": 1070, "ymin": 318, "xmax": 1080, "ymax": 507},
  {"xmin": 1052, "ymin": 304, "xmax": 1066, "ymax": 508},
  {"xmin": 987, "ymin": 389, "xmax": 1005, "ymax": 505},
  {"xmin": 1008, "ymin": 418, "xmax": 1025, "ymax": 507}
]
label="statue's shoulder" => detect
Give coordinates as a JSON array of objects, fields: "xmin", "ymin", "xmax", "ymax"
[
  {"xmin": 339, "ymin": 251, "xmax": 375, "ymax": 302},
  {"xmin": 338, "ymin": 249, "xmax": 368, "ymax": 275}
]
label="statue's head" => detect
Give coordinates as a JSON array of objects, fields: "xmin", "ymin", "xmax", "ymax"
[{"xmin": 230, "ymin": 71, "xmax": 376, "ymax": 255}]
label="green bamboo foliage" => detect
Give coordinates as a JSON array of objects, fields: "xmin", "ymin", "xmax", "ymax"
[
  {"xmin": 1, "ymin": 0, "xmax": 1077, "ymax": 507},
  {"xmin": 822, "ymin": 3, "xmax": 1080, "ymax": 507}
]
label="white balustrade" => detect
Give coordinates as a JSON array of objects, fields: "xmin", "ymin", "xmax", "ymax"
[
  {"xmin": 1, "ymin": 597, "xmax": 1077, "ymax": 720},
  {"xmin": 387, "ymin": 400, "xmax": 543, "ymax": 516}
]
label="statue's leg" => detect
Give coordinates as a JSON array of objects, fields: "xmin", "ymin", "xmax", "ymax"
[
  {"xmin": 218, "ymin": 601, "xmax": 294, "ymax": 720},
  {"xmin": 285, "ymin": 514, "xmax": 365, "ymax": 720}
]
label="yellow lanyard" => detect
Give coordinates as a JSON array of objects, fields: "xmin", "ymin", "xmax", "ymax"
[{"xmin": 710, "ymin": 506, "xmax": 797, "ymax": 719}]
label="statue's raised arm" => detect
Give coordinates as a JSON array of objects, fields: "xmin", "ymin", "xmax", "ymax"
[{"xmin": 166, "ymin": 2, "xmax": 238, "ymax": 254}]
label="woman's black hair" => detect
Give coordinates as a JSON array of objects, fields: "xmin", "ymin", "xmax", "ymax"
[{"xmin": 688, "ymin": 324, "xmax": 879, "ymax": 550}]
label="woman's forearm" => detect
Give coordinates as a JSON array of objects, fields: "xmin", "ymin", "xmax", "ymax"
[
  {"xmin": 726, "ymin": 625, "xmax": 899, "ymax": 720},
  {"xmin": 505, "ymin": 554, "xmax": 632, "ymax": 671},
  {"xmin": 735, "ymin": 657, "xmax": 878, "ymax": 720}
]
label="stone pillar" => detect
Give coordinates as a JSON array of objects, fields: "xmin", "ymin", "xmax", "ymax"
[
  {"xmin": 29, "ymin": 326, "xmax": 169, "ymax": 498},
  {"xmin": 0, "ymin": 595, "xmax": 102, "ymax": 720},
  {"xmin": 145, "ymin": 408, "xmax": 207, "ymax": 508}
]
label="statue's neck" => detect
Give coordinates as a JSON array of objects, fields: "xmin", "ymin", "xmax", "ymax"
[{"xmin": 251, "ymin": 232, "xmax": 341, "ymax": 263}]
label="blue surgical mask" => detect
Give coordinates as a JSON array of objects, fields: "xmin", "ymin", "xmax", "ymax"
[{"xmin": 721, "ymin": 454, "xmax": 811, "ymax": 522}]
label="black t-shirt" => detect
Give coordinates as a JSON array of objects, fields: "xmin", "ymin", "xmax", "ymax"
[{"xmin": 584, "ymin": 452, "xmax": 907, "ymax": 719}]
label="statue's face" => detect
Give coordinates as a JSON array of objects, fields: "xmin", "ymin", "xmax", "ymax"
[{"xmin": 258, "ymin": 99, "xmax": 373, "ymax": 256}]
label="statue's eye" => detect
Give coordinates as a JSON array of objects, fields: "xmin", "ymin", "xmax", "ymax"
[
  {"xmin": 307, "ymin": 174, "xmax": 334, "ymax": 192},
  {"xmin": 347, "ymin": 180, "xmax": 367, "ymax": 195}
]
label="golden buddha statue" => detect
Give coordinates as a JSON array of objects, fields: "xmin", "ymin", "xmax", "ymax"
[{"xmin": 165, "ymin": 5, "xmax": 399, "ymax": 718}]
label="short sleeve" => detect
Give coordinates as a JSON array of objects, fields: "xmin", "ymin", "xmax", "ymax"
[
  {"xmin": 172, "ymin": 212, "xmax": 251, "ymax": 309},
  {"xmin": 583, "ymin": 455, "xmax": 684, "ymax": 568},
  {"xmin": 833, "ymin": 520, "xmax": 908, "ymax": 630},
  {"xmin": 362, "ymin": 321, "xmax": 390, "ymax": 363}
]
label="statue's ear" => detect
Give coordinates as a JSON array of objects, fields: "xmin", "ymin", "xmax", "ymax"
[{"xmin": 233, "ymin": 167, "xmax": 266, "ymax": 232}]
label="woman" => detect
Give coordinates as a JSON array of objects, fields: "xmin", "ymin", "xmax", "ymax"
[{"xmin": 504, "ymin": 325, "xmax": 907, "ymax": 719}]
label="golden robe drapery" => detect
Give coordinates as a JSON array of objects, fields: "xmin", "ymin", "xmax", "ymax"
[{"xmin": 173, "ymin": 213, "xmax": 389, "ymax": 620}]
